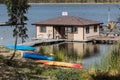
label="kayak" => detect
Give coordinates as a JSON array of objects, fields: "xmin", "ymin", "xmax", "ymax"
[
  {"xmin": 6, "ymin": 45, "xmax": 36, "ymax": 51},
  {"xmin": 35, "ymin": 60, "xmax": 83, "ymax": 69},
  {"xmin": 22, "ymin": 52, "xmax": 55, "ymax": 61},
  {"xmin": 34, "ymin": 60, "xmax": 49, "ymax": 64}
]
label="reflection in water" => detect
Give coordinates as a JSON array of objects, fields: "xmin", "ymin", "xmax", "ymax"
[
  {"xmin": 54, "ymin": 42, "xmax": 100, "ymax": 59},
  {"xmin": 36, "ymin": 42, "xmax": 112, "ymax": 67},
  {"xmin": 83, "ymin": 43, "xmax": 100, "ymax": 59}
]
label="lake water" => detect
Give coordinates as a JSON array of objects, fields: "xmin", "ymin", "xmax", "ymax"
[
  {"xmin": 0, "ymin": 4, "xmax": 120, "ymax": 45},
  {"xmin": 36, "ymin": 42, "xmax": 112, "ymax": 68},
  {"xmin": 0, "ymin": 4, "xmax": 119, "ymax": 67}
]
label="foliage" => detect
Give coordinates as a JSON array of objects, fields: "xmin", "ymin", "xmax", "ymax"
[
  {"xmin": 91, "ymin": 71, "xmax": 120, "ymax": 80},
  {"xmin": 38, "ymin": 46, "xmax": 66, "ymax": 61},
  {"xmin": 4, "ymin": 0, "xmax": 30, "ymax": 60},
  {"xmin": 4, "ymin": 0, "xmax": 29, "ymax": 42},
  {"xmin": 53, "ymin": 49, "xmax": 66, "ymax": 61},
  {"xmin": 38, "ymin": 45, "xmax": 82, "ymax": 62},
  {"xmin": 56, "ymin": 69, "xmax": 81, "ymax": 80},
  {"xmin": 42, "ymin": 68, "xmax": 93, "ymax": 80},
  {"xmin": 39, "ymin": 46, "xmax": 52, "ymax": 55},
  {"xmin": 2, "ymin": 46, "xmax": 120, "ymax": 80},
  {"xmin": 105, "ymin": 42, "xmax": 120, "ymax": 75},
  {"xmin": 89, "ymin": 42, "xmax": 120, "ymax": 80},
  {"xmin": 41, "ymin": 67, "xmax": 58, "ymax": 80}
]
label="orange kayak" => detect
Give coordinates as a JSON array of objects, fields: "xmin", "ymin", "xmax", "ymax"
[
  {"xmin": 35, "ymin": 60, "xmax": 83, "ymax": 69},
  {"xmin": 35, "ymin": 60, "xmax": 50, "ymax": 64}
]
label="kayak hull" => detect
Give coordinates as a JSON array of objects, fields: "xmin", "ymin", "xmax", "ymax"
[
  {"xmin": 22, "ymin": 52, "xmax": 54, "ymax": 61},
  {"xmin": 6, "ymin": 45, "xmax": 36, "ymax": 51},
  {"xmin": 35, "ymin": 60, "xmax": 82, "ymax": 69}
]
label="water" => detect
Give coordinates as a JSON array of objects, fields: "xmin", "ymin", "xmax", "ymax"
[
  {"xmin": 0, "ymin": 4, "xmax": 120, "ymax": 45},
  {"xmin": 36, "ymin": 42, "xmax": 112, "ymax": 68},
  {"xmin": 0, "ymin": 4, "xmax": 119, "ymax": 67}
]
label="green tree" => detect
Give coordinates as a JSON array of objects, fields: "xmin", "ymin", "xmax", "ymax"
[{"xmin": 4, "ymin": 0, "xmax": 30, "ymax": 60}]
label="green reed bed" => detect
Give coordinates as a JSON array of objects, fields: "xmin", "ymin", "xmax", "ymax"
[
  {"xmin": 106, "ymin": 43, "xmax": 120, "ymax": 75},
  {"xmin": 90, "ymin": 42, "xmax": 120, "ymax": 80},
  {"xmin": 100, "ymin": 42, "xmax": 120, "ymax": 75}
]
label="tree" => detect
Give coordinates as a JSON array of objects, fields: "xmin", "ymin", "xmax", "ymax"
[{"xmin": 4, "ymin": 0, "xmax": 30, "ymax": 60}]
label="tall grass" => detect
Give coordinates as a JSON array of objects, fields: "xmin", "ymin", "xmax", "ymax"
[
  {"xmin": 53, "ymin": 49, "xmax": 66, "ymax": 61},
  {"xmin": 38, "ymin": 46, "xmax": 52, "ymax": 55},
  {"xmin": 106, "ymin": 42, "xmax": 120, "ymax": 75},
  {"xmin": 97, "ymin": 42, "xmax": 120, "ymax": 75}
]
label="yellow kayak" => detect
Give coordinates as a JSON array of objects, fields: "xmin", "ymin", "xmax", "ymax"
[{"xmin": 35, "ymin": 60, "xmax": 83, "ymax": 69}]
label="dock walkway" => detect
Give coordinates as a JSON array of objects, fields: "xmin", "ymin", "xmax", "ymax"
[
  {"xmin": 20, "ymin": 36, "xmax": 120, "ymax": 46},
  {"xmin": 92, "ymin": 36, "xmax": 120, "ymax": 44},
  {"xmin": 21, "ymin": 39, "xmax": 66, "ymax": 46}
]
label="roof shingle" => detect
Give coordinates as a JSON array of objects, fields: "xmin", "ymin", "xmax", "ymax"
[{"xmin": 32, "ymin": 16, "xmax": 103, "ymax": 26}]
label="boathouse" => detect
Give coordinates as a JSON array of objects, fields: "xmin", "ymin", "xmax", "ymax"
[{"xmin": 32, "ymin": 16, "xmax": 103, "ymax": 42}]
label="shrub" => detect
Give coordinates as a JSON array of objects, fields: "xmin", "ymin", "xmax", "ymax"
[{"xmin": 41, "ymin": 68, "xmax": 93, "ymax": 80}]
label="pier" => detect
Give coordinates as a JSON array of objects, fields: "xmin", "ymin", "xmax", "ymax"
[
  {"xmin": 21, "ymin": 39, "xmax": 66, "ymax": 46},
  {"xmin": 92, "ymin": 36, "xmax": 120, "ymax": 44},
  {"xmin": 21, "ymin": 36, "xmax": 120, "ymax": 46}
]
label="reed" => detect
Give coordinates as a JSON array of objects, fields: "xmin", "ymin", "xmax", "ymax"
[
  {"xmin": 53, "ymin": 49, "xmax": 66, "ymax": 61},
  {"xmin": 38, "ymin": 46, "xmax": 52, "ymax": 55},
  {"xmin": 107, "ymin": 43, "xmax": 120, "ymax": 75},
  {"xmin": 97, "ymin": 42, "xmax": 120, "ymax": 75}
]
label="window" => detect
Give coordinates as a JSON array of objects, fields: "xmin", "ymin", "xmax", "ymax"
[
  {"xmin": 66, "ymin": 27, "xmax": 72, "ymax": 33},
  {"xmin": 94, "ymin": 25, "xmax": 97, "ymax": 32},
  {"xmin": 40, "ymin": 26, "xmax": 46, "ymax": 32},
  {"xmin": 73, "ymin": 27, "xmax": 78, "ymax": 33},
  {"xmin": 86, "ymin": 26, "xmax": 89, "ymax": 34}
]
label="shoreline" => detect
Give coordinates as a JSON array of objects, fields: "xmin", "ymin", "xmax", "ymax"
[{"xmin": 28, "ymin": 2, "xmax": 120, "ymax": 5}]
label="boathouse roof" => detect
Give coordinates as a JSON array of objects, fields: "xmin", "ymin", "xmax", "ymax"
[{"xmin": 32, "ymin": 16, "xmax": 103, "ymax": 26}]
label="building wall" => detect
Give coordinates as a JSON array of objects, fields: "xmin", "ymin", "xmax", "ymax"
[
  {"xmin": 74, "ymin": 27, "xmax": 84, "ymax": 41},
  {"xmin": 36, "ymin": 26, "xmax": 53, "ymax": 39},
  {"xmin": 84, "ymin": 25, "xmax": 100, "ymax": 41},
  {"xmin": 73, "ymin": 25, "xmax": 100, "ymax": 41},
  {"xmin": 36, "ymin": 25, "xmax": 100, "ymax": 41}
]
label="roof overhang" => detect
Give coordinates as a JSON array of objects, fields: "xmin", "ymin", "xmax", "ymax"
[{"xmin": 32, "ymin": 16, "xmax": 103, "ymax": 27}]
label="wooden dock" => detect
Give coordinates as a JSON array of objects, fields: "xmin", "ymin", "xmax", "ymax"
[
  {"xmin": 20, "ymin": 36, "xmax": 120, "ymax": 46},
  {"xmin": 92, "ymin": 36, "xmax": 120, "ymax": 44},
  {"xmin": 21, "ymin": 39, "xmax": 66, "ymax": 46}
]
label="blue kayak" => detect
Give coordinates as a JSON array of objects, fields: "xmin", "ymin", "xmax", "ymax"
[
  {"xmin": 6, "ymin": 45, "xmax": 36, "ymax": 51},
  {"xmin": 22, "ymin": 52, "xmax": 55, "ymax": 61}
]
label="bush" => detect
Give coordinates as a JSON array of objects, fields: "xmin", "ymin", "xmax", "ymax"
[
  {"xmin": 56, "ymin": 69, "xmax": 81, "ymax": 80},
  {"xmin": 41, "ymin": 68, "xmax": 93, "ymax": 80}
]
